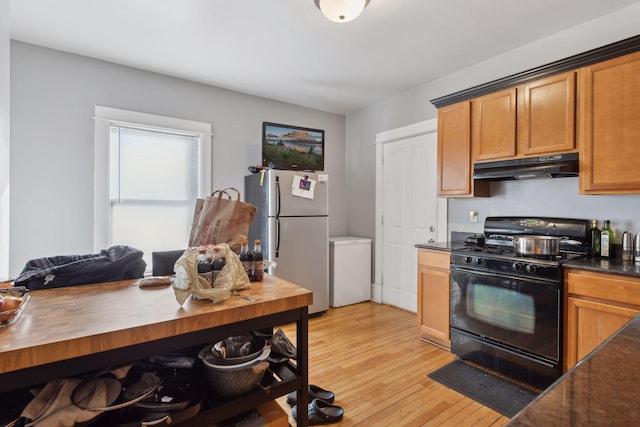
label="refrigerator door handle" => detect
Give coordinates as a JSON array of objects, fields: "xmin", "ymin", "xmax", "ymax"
[
  {"xmin": 275, "ymin": 217, "xmax": 280, "ymax": 257},
  {"xmin": 275, "ymin": 176, "xmax": 281, "ymax": 217}
]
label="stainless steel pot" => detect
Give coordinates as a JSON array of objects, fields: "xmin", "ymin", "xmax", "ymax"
[{"xmin": 513, "ymin": 235, "xmax": 562, "ymax": 255}]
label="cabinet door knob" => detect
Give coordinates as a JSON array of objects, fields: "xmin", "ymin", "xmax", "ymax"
[{"xmin": 430, "ymin": 226, "xmax": 436, "ymax": 232}]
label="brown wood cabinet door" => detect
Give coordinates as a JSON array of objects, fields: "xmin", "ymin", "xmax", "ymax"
[
  {"xmin": 518, "ymin": 71, "xmax": 576, "ymax": 155},
  {"xmin": 417, "ymin": 265, "xmax": 450, "ymax": 349},
  {"xmin": 438, "ymin": 101, "xmax": 487, "ymax": 197},
  {"xmin": 472, "ymin": 88, "xmax": 517, "ymax": 162},
  {"xmin": 438, "ymin": 101, "xmax": 471, "ymax": 196},
  {"xmin": 565, "ymin": 296, "xmax": 638, "ymax": 371},
  {"xmin": 417, "ymin": 249, "xmax": 451, "ymax": 349},
  {"xmin": 579, "ymin": 50, "xmax": 640, "ymax": 194}
]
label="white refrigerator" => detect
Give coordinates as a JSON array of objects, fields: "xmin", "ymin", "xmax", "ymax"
[{"xmin": 244, "ymin": 170, "xmax": 329, "ymax": 314}]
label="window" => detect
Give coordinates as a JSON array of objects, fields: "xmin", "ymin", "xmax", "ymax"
[{"xmin": 94, "ymin": 106, "xmax": 211, "ymax": 271}]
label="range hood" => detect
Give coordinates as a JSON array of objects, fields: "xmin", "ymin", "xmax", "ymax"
[{"xmin": 473, "ymin": 153, "xmax": 579, "ymax": 181}]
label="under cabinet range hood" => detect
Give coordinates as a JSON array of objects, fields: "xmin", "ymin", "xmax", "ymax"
[{"xmin": 473, "ymin": 153, "xmax": 579, "ymax": 181}]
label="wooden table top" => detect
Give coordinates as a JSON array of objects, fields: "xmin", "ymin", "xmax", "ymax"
[{"xmin": 0, "ymin": 274, "xmax": 312, "ymax": 375}]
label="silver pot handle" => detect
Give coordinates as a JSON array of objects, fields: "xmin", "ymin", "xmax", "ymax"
[{"xmin": 561, "ymin": 238, "xmax": 583, "ymax": 245}]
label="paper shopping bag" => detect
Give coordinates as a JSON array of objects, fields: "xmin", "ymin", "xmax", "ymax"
[{"xmin": 188, "ymin": 188, "xmax": 257, "ymax": 253}]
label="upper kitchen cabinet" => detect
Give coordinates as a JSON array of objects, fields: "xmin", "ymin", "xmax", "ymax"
[
  {"xmin": 518, "ymin": 71, "xmax": 577, "ymax": 156},
  {"xmin": 472, "ymin": 71, "xmax": 577, "ymax": 163},
  {"xmin": 579, "ymin": 51, "xmax": 640, "ymax": 194},
  {"xmin": 437, "ymin": 101, "xmax": 489, "ymax": 197},
  {"xmin": 472, "ymin": 88, "xmax": 517, "ymax": 162}
]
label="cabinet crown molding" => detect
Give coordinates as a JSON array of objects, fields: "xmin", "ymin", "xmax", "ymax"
[{"xmin": 431, "ymin": 34, "xmax": 640, "ymax": 109}]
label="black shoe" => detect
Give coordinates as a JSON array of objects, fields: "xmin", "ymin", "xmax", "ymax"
[
  {"xmin": 292, "ymin": 398, "xmax": 344, "ymax": 425},
  {"xmin": 286, "ymin": 384, "xmax": 335, "ymax": 406}
]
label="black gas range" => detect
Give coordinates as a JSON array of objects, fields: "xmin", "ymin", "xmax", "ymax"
[
  {"xmin": 449, "ymin": 216, "xmax": 590, "ymax": 389},
  {"xmin": 452, "ymin": 242, "xmax": 587, "ymax": 283}
]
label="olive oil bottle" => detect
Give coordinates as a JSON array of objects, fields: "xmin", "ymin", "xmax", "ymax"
[
  {"xmin": 601, "ymin": 220, "xmax": 612, "ymax": 258},
  {"xmin": 590, "ymin": 219, "xmax": 601, "ymax": 256}
]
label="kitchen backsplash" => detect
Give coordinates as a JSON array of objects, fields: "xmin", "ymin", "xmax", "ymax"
[{"xmin": 448, "ymin": 177, "xmax": 640, "ymax": 244}]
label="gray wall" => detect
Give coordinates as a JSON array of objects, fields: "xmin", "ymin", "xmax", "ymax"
[
  {"xmin": 8, "ymin": 4, "xmax": 640, "ymax": 278},
  {"xmin": 9, "ymin": 42, "xmax": 346, "ymax": 277},
  {"xmin": 346, "ymin": 3, "xmax": 640, "ymax": 246},
  {"xmin": 0, "ymin": 0, "xmax": 8, "ymax": 279}
]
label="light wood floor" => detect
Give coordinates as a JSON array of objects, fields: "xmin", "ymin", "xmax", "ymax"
[{"xmin": 276, "ymin": 302, "xmax": 510, "ymax": 427}]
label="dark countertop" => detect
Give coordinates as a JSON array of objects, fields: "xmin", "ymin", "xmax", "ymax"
[
  {"xmin": 507, "ymin": 313, "xmax": 640, "ymax": 426},
  {"xmin": 565, "ymin": 256, "xmax": 640, "ymax": 279},
  {"xmin": 416, "ymin": 240, "xmax": 640, "ymax": 279},
  {"xmin": 414, "ymin": 241, "xmax": 466, "ymax": 251}
]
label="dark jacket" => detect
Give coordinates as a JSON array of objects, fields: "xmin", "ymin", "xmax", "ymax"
[{"xmin": 14, "ymin": 245, "xmax": 146, "ymax": 290}]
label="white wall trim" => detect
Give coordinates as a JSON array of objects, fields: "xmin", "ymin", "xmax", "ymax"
[
  {"xmin": 375, "ymin": 119, "xmax": 437, "ymax": 145},
  {"xmin": 373, "ymin": 118, "xmax": 446, "ymax": 303}
]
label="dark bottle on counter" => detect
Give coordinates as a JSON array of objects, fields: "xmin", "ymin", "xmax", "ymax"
[
  {"xmin": 590, "ymin": 219, "xmax": 601, "ymax": 256},
  {"xmin": 601, "ymin": 220, "xmax": 612, "ymax": 258},
  {"xmin": 197, "ymin": 248, "xmax": 210, "ymax": 273},
  {"xmin": 239, "ymin": 239, "xmax": 253, "ymax": 281},
  {"xmin": 211, "ymin": 246, "xmax": 226, "ymax": 271},
  {"xmin": 209, "ymin": 246, "xmax": 226, "ymax": 283},
  {"xmin": 252, "ymin": 239, "xmax": 264, "ymax": 282},
  {"xmin": 197, "ymin": 247, "xmax": 214, "ymax": 286}
]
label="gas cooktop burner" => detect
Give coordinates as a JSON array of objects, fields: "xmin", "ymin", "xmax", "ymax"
[{"xmin": 457, "ymin": 244, "xmax": 585, "ymax": 264}]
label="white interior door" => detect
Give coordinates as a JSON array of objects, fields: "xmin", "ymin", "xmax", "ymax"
[{"xmin": 379, "ymin": 127, "xmax": 443, "ymax": 312}]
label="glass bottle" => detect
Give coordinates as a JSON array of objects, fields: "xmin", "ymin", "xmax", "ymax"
[
  {"xmin": 239, "ymin": 239, "xmax": 253, "ymax": 281},
  {"xmin": 211, "ymin": 246, "xmax": 226, "ymax": 271},
  {"xmin": 196, "ymin": 247, "xmax": 210, "ymax": 273},
  {"xmin": 196, "ymin": 246, "xmax": 213, "ymax": 286},
  {"xmin": 590, "ymin": 219, "xmax": 601, "ymax": 256},
  {"xmin": 252, "ymin": 239, "xmax": 264, "ymax": 282},
  {"xmin": 601, "ymin": 220, "xmax": 612, "ymax": 258}
]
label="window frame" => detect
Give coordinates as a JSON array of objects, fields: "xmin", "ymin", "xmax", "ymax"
[{"xmin": 94, "ymin": 106, "xmax": 212, "ymax": 252}]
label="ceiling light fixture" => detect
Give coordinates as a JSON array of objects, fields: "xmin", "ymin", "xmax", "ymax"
[{"xmin": 314, "ymin": 0, "xmax": 370, "ymax": 23}]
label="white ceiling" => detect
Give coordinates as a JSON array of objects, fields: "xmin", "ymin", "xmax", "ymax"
[{"xmin": 9, "ymin": 0, "xmax": 640, "ymax": 114}]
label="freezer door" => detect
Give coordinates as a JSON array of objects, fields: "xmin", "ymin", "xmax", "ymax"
[
  {"xmin": 266, "ymin": 216, "xmax": 329, "ymax": 314},
  {"xmin": 246, "ymin": 170, "xmax": 328, "ymax": 217}
]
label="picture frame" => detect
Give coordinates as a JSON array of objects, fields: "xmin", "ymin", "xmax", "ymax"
[{"xmin": 262, "ymin": 122, "xmax": 325, "ymax": 171}]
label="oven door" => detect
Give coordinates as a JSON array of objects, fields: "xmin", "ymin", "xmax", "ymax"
[{"xmin": 450, "ymin": 265, "xmax": 560, "ymax": 361}]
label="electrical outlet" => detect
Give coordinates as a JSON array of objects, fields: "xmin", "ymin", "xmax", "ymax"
[{"xmin": 470, "ymin": 210, "xmax": 478, "ymax": 223}]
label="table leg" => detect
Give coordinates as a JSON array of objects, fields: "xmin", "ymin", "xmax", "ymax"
[{"xmin": 296, "ymin": 306, "xmax": 309, "ymax": 427}]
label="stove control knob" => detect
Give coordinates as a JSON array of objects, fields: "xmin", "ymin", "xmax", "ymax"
[
  {"xmin": 476, "ymin": 258, "xmax": 484, "ymax": 266},
  {"xmin": 512, "ymin": 262, "xmax": 523, "ymax": 271},
  {"xmin": 525, "ymin": 264, "xmax": 537, "ymax": 273},
  {"xmin": 464, "ymin": 256, "xmax": 473, "ymax": 264}
]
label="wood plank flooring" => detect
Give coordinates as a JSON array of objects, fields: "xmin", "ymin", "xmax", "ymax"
[{"xmin": 276, "ymin": 302, "xmax": 510, "ymax": 426}]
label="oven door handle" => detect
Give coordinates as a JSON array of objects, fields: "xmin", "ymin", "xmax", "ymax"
[{"xmin": 450, "ymin": 265, "xmax": 558, "ymax": 287}]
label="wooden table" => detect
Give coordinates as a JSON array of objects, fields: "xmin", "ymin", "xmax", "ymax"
[{"xmin": 0, "ymin": 274, "xmax": 313, "ymax": 426}]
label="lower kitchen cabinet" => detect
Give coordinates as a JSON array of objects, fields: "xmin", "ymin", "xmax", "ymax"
[
  {"xmin": 564, "ymin": 268, "xmax": 640, "ymax": 371},
  {"xmin": 417, "ymin": 249, "xmax": 451, "ymax": 349}
]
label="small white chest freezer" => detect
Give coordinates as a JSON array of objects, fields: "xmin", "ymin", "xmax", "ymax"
[{"xmin": 329, "ymin": 236, "xmax": 372, "ymax": 307}]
